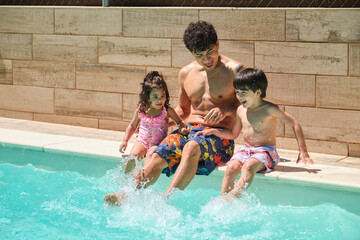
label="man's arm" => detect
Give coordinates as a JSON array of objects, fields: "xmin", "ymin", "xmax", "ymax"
[
  {"xmin": 203, "ymin": 104, "xmax": 239, "ymax": 125},
  {"xmin": 168, "ymin": 68, "xmax": 191, "ymax": 127},
  {"xmin": 196, "ymin": 107, "xmax": 242, "ymax": 140}
]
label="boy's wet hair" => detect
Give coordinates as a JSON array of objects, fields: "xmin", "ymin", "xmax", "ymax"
[
  {"xmin": 139, "ymin": 71, "xmax": 170, "ymax": 113},
  {"xmin": 183, "ymin": 21, "xmax": 218, "ymax": 53},
  {"xmin": 233, "ymin": 68, "xmax": 268, "ymax": 98}
]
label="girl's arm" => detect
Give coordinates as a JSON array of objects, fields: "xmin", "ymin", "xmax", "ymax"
[
  {"xmin": 271, "ymin": 105, "xmax": 314, "ymax": 164},
  {"xmin": 167, "ymin": 107, "xmax": 189, "ymax": 135},
  {"xmin": 119, "ymin": 107, "xmax": 140, "ymax": 153},
  {"xmin": 195, "ymin": 107, "xmax": 242, "ymax": 140}
]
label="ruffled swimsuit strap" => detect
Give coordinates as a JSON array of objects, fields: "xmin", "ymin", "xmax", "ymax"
[
  {"xmin": 138, "ymin": 106, "xmax": 166, "ymax": 121},
  {"xmin": 159, "ymin": 106, "xmax": 167, "ymax": 120}
]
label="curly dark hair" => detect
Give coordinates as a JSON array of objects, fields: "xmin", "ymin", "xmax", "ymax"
[
  {"xmin": 183, "ymin": 21, "xmax": 218, "ymax": 53},
  {"xmin": 139, "ymin": 71, "xmax": 170, "ymax": 113},
  {"xmin": 233, "ymin": 68, "xmax": 268, "ymax": 98}
]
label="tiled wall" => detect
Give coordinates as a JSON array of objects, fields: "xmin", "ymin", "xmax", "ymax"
[{"xmin": 0, "ymin": 7, "xmax": 359, "ymax": 156}]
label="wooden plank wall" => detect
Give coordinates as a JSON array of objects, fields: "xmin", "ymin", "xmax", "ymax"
[{"xmin": 0, "ymin": 7, "xmax": 359, "ymax": 156}]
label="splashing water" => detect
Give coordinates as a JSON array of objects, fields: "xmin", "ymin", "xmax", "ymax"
[{"xmin": 1, "ymin": 147, "xmax": 360, "ymax": 239}]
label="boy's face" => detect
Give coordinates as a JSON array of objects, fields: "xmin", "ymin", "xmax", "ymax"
[
  {"xmin": 192, "ymin": 41, "xmax": 219, "ymax": 71},
  {"xmin": 235, "ymin": 87, "xmax": 261, "ymax": 109},
  {"xmin": 149, "ymin": 88, "xmax": 166, "ymax": 110}
]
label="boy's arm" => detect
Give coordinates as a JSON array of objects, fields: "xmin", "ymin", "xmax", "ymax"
[
  {"xmin": 119, "ymin": 108, "xmax": 140, "ymax": 153},
  {"xmin": 196, "ymin": 107, "xmax": 242, "ymax": 140},
  {"xmin": 272, "ymin": 105, "xmax": 314, "ymax": 164}
]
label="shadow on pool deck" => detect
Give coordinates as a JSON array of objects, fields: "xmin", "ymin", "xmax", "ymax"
[
  {"xmin": 274, "ymin": 165, "xmax": 321, "ymax": 174},
  {"xmin": 0, "ymin": 117, "xmax": 359, "ymax": 190}
]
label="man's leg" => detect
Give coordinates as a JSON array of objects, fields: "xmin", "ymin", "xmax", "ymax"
[
  {"xmin": 164, "ymin": 140, "xmax": 201, "ymax": 194},
  {"xmin": 229, "ymin": 158, "xmax": 265, "ymax": 197},
  {"xmin": 135, "ymin": 152, "xmax": 168, "ymax": 188}
]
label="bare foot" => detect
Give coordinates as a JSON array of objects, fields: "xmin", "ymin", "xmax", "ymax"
[
  {"xmin": 124, "ymin": 159, "xmax": 136, "ymax": 174},
  {"xmin": 104, "ymin": 193, "xmax": 127, "ymax": 206},
  {"xmin": 221, "ymin": 193, "xmax": 237, "ymax": 202}
]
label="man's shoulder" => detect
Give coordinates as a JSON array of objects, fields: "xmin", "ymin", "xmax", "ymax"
[
  {"xmin": 179, "ymin": 61, "xmax": 200, "ymax": 77},
  {"xmin": 181, "ymin": 61, "xmax": 199, "ymax": 71}
]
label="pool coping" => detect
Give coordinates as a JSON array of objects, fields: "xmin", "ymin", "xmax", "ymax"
[{"xmin": 1, "ymin": 117, "xmax": 360, "ymax": 192}]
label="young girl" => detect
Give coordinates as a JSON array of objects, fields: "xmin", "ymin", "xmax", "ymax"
[{"xmin": 120, "ymin": 71, "xmax": 188, "ymax": 173}]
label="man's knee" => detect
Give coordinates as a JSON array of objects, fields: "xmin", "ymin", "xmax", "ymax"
[
  {"xmin": 183, "ymin": 140, "xmax": 201, "ymax": 158},
  {"xmin": 149, "ymin": 152, "xmax": 168, "ymax": 169}
]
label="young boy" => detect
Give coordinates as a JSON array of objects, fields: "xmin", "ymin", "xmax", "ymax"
[{"xmin": 195, "ymin": 68, "xmax": 314, "ymax": 197}]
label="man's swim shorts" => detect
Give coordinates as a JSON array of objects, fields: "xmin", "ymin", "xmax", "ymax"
[
  {"xmin": 154, "ymin": 124, "xmax": 235, "ymax": 176},
  {"xmin": 229, "ymin": 145, "xmax": 280, "ymax": 172}
]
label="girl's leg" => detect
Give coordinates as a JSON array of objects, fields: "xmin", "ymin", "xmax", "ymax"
[
  {"xmin": 124, "ymin": 141, "xmax": 146, "ymax": 174},
  {"xmin": 221, "ymin": 160, "xmax": 243, "ymax": 195},
  {"xmin": 104, "ymin": 142, "xmax": 147, "ymax": 205},
  {"xmin": 103, "ymin": 192, "xmax": 127, "ymax": 206},
  {"xmin": 229, "ymin": 158, "xmax": 266, "ymax": 197}
]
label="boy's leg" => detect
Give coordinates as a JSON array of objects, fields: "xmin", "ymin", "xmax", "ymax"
[
  {"xmin": 221, "ymin": 160, "xmax": 243, "ymax": 195},
  {"xmin": 229, "ymin": 158, "xmax": 266, "ymax": 197},
  {"xmin": 164, "ymin": 140, "xmax": 201, "ymax": 194}
]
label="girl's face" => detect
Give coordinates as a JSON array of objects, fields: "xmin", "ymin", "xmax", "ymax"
[
  {"xmin": 149, "ymin": 88, "xmax": 166, "ymax": 110},
  {"xmin": 235, "ymin": 87, "xmax": 261, "ymax": 109}
]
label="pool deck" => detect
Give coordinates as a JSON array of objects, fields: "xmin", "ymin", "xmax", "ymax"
[{"xmin": 1, "ymin": 117, "xmax": 359, "ymax": 190}]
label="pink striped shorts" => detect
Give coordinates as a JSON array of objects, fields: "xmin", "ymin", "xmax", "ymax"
[{"xmin": 229, "ymin": 145, "xmax": 280, "ymax": 172}]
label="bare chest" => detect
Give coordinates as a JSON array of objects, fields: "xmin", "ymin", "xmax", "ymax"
[
  {"xmin": 184, "ymin": 71, "xmax": 234, "ymax": 101},
  {"xmin": 240, "ymin": 109, "xmax": 275, "ymax": 135}
]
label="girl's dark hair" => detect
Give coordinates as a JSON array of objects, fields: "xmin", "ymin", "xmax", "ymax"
[
  {"xmin": 139, "ymin": 71, "xmax": 170, "ymax": 113},
  {"xmin": 233, "ymin": 68, "xmax": 268, "ymax": 98},
  {"xmin": 183, "ymin": 21, "xmax": 218, "ymax": 53}
]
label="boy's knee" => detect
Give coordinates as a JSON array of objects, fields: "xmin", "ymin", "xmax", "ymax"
[{"xmin": 226, "ymin": 161, "xmax": 242, "ymax": 175}]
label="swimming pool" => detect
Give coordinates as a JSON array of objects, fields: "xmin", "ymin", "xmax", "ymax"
[{"xmin": 1, "ymin": 144, "xmax": 360, "ymax": 239}]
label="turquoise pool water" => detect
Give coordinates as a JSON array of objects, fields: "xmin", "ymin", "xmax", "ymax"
[{"xmin": 1, "ymin": 145, "xmax": 360, "ymax": 239}]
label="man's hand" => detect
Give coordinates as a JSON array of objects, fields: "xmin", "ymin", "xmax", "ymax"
[
  {"xmin": 204, "ymin": 107, "xmax": 225, "ymax": 125},
  {"xmin": 296, "ymin": 151, "xmax": 314, "ymax": 164},
  {"xmin": 195, "ymin": 128, "xmax": 218, "ymax": 137},
  {"xmin": 178, "ymin": 122, "xmax": 189, "ymax": 135}
]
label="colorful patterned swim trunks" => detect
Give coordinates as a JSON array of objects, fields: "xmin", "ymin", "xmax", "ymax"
[
  {"xmin": 154, "ymin": 124, "xmax": 235, "ymax": 176},
  {"xmin": 229, "ymin": 145, "xmax": 280, "ymax": 172}
]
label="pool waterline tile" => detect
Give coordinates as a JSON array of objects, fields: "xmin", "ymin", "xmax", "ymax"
[{"xmin": 0, "ymin": 117, "xmax": 360, "ymax": 191}]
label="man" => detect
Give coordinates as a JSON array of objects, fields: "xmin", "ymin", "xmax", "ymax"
[{"xmin": 104, "ymin": 21, "xmax": 245, "ymax": 204}]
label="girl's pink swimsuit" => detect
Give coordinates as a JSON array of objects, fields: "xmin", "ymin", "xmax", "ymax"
[{"xmin": 137, "ymin": 107, "xmax": 168, "ymax": 150}]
